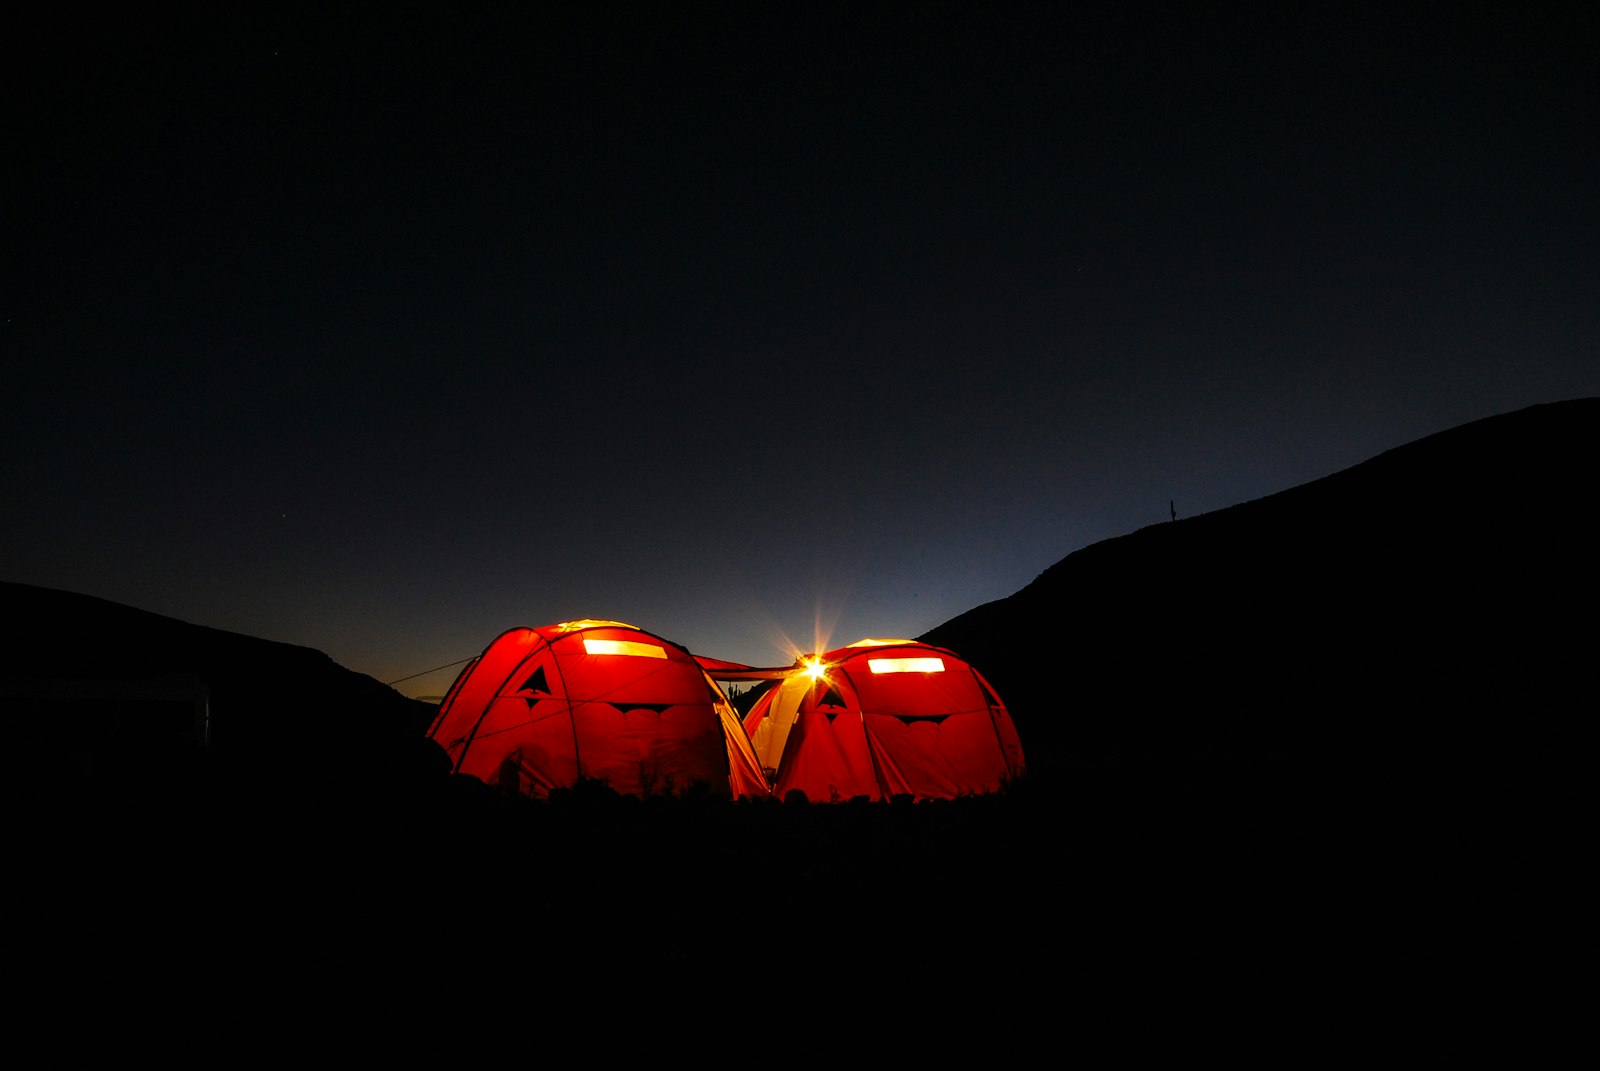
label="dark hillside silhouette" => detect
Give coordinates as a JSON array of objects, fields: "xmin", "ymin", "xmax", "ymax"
[
  {"xmin": 921, "ymin": 397, "xmax": 1595, "ymax": 792},
  {"xmin": 1, "ymin": 582, "xmax": 442, "ymax": 809}
]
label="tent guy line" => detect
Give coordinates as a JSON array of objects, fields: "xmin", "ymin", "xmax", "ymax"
[
  {"xmin": 386, "ymin": 658, "xmax": 474, "ymax": 687},
  {"xmin": 389, "ymin": 639, "xmax": 892, "ymax": 689}
]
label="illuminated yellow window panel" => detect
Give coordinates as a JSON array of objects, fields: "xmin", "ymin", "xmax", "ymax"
[
  {"xmin": 868, "ymin": 657, "xmax": 944, "ymax": 674},
  {"xmin": 583, "ymin": 639, "xmax": 668, "ymax": 658}
]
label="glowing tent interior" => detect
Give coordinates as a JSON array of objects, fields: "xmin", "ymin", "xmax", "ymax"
[
  {"xmin": 426, "ymin": 620, "xmax": 769, "ymax": 800},
  {"xmin": 703, "ymin": 638, "xmax": 1026, "ymax": 803}
]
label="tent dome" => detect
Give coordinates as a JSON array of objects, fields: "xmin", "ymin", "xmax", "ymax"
[
  {"xmin": 427, "ymin": 620, "xmax": 768, "ymax": 800},
  {"xmin": 740, "ymin": 638, "xmax": 1025, "ymax": 803}
]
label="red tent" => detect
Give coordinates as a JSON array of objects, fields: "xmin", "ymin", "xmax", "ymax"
[
  {"xmin": 712, "ymin": 638, "xmax": 1025, "ymax": 803},
  {"xmin": 427, "ymin": 620, "xmax": 769, "ymax": 800}
]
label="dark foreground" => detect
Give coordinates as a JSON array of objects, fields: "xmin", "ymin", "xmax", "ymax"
[
  {"xmin": 31, "ymin": 743, "xmax": 1579, "ymax": 940},
  {"xmin": 15, "ymin": 740, "xmax": 1578, "ymax": 1062}
]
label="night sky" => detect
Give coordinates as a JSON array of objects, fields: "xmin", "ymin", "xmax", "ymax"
[{"xmin": 7, "ymin": 4, "xmax": 1596, "ymax": 699}]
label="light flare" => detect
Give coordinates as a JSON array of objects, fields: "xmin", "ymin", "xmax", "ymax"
[{"xmin": 764, "ymin": 593, "xmax": 845, "ymax": 667}]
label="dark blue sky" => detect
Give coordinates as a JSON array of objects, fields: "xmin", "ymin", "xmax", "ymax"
[{"xmin": 6, "ymin": 3, "xmax": 1596, "ymax": 697}]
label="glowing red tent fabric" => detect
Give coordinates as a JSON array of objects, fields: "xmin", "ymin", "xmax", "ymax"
[
  {"xmin": 427, "ymin": 620, "xmax": 769, "ymax": 800},
  {"xmin": 734, "ymin": 639, "xmax": 1025, "ymax": 803}
]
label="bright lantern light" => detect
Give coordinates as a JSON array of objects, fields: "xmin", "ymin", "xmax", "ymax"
[
  {"xmin": 868, "ymin": 657, "xmax": 944, "ymax": 674},
  {"xmin": 583, "ymin": 638, "xmax": 668, "ymax": 658},
  {"xmin": 801, "ymin": 656, "xmax": 828, "ymax": 681}
]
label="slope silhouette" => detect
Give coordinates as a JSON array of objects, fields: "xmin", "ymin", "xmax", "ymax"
[
  {"xmin": 921, "ymin": 397, "xmax": 1594, "ymax": 795},
  {"xmin": 1, "ymin": 581, "xmax": 443, "ymax": 810}
]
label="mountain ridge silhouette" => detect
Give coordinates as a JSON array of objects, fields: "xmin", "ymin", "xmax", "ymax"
[
  {"xmin": 921, "ymin": 397, "xmax": 1594, "ymax": 786},
  {"xmin": 1, "ymin": 581, "xmax": 442, "ymax": 804}
]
